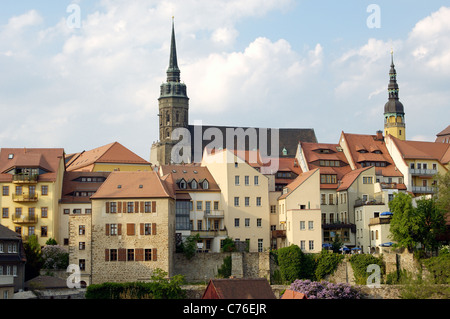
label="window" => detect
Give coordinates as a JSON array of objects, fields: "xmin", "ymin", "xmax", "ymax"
[
  {"xmin": 110, "ymin": 202, "xmax": 117, "ymax": 213},
  {"xmin": 245, "ymin": 176, "xmax": 249, "ymax": 185},
  {"xmin": 63, "ymin": 208, "xmax": 69, "ymax": 215},
  {"xmin": 79, "ymin": 225, "xmax": 85, "ymax": 235},
  {"xmin": 127, "ymin": 249, "xmax": 134, "ymax": 261},
  {"xmin": 144, "ymin": 249, "xmax": 152, "ymax": 261},
  {"xmin": 363, "ymin": 176, "xmax": 373, "ymax": 184},
  {"xmin": 235, "ymin": 175, "xmax": 240, "ymax": 185},
  {"xmin": 85, "ymin": 208, "xmax": 92, "ymax": 214},
  {"xmin": 41, "ymin": 207, "xmax": 48, "ymax": 218},
  {"xmin": 79, "ymin": 242, "xmax": 85, "ymax": 250},
  {"xmin": 2, "ymin": 186, "xmax": 9, "ymax": 196},
  {"xmin": 300, "ymin": 221, "xmax": 305, "ymax": 230},
  {"xmin": 270, "ymin": 205, "xmax": 276, "ymax": 214},
  {"xmin": 202, "ymin": 180, "xmax": 209, "ymax": 189},
  {"xmin": 234, "ymin": 218, "xmax": 240, "ymax": 227},
  {"xmin": 213, "ymin": 201, "xmax": 219, "ymax": 210},
  {"xmin": 328, "ymin": 194, "xmax": 334, "ymax": 205},
  {"xmin": 110, "ymin": 224, "xmax": 117, "ymax": 236},
  {"xmin": 300, "ymin": 240, "xmax": 305, "ymax": 250},
  {"xmin": 258, "ymin": 239, "xmax": 263, "ymax": 252},
  {"xmin": 144, "ymin": 223, "xmax": 152, "ymax": 235},
  {"xmin": 254, "ymin": 176, "xmax": 259, "ymax": 185},
  {"xmin": 245, "ymin": 218, "xmax": 250, "ymax": 227},
  {"xmin": 321, "ymin": 194, "xmax": 326, "ymax": 205},
  {"xmin": 308, "ymin": 221, "xmax": 314, "ymax": 230},
  {"xmin": 110, "ymin": 249, "xmax": 117, "ymax": 261},
  {"xmin": 191, "ymin": 180, "xmax": 197, "ymax": 189},
  {"xmin": 257, "ymin": 218, "xmax": 262, "ymax": 227},
  {"xmin": 234, "ymin": 197, "xmax": 239, "ymax": 206},
  {"xmin": 197, "ymin": 220, "xmax": 202, "ymax": 230},
  {"xmin": 127, "ymin": 202, "xmax": 134, "ymax": 213},
  {"xmin": 41, "ymin": 226, "xmax": 48, "ymax": 237},
  {"xmin": 320, "ymin": 174, "xmax": 337, "ymax": 184},
  {"xmin": 245, "ymin": 197, "xmax": 250, "ymax": 206},
  {"xmin": 41, "ymin": 185, "xmax": 48, "ymax": 195},
  {"xmin": 256, "ymin": 197, "xmax": 261, "ymax": 206},
  {"xmin": 309, "ymin": 240, "xmax": 314, "ymax": 251},
  {"xmin": 79, "ymin": 259, "xmax": 85, "ymax": 271},
  {"xmin": 2, "ymin": 208, "xmax": 8, "ymax": 218},
  {"xmin": 196, "ymin": 201, "xmax": 203, "ymax": 211}
]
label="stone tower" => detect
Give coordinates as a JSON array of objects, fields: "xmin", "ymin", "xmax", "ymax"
[
  {"xmin": 384, "ymin": 51, "xmax": 405, "ymax": 140},
  {"xmin": 151, "ymin": 19, "xmax": 189, "ymax": 166}
]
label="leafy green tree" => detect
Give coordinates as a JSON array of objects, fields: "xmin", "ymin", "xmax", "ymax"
[
  {"xmin": 389, "ymin": 193, "xmax": 446, "ymax": 252},
  {"xmin": 45, "ymin": 238, "xmax": 57, "ymax": 245},
  {"xmin": 179, "ymin": 233, "xmax": 200, "ymax": 260},
  {"xmin": 435, "ymin": 170, "xmax": 450, "ymax": 213},
  {"xmin": 331, "ymin": 234, "xmax": 343, "ymax": 253},
  {"xmin": 24, "ymin": 234, "xmax": 43, "ymax": 281},
  {"xmin": 415, "ymin": 197, "xmax": 446, "ymax": 252},
  {"xmin": 221, "ymin": 237, "xmax": 236, "ymax": 252},
  {"xmin": 389, "ymin": 192, "xmax": 421, "ymax": 250}
]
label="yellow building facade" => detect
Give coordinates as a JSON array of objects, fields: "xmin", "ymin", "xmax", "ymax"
[{"xmin": 0, "ymin": 148, "xmax": 65, "ymax": 247}]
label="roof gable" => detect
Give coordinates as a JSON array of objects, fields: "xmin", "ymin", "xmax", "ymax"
[{"xmin": 202, "ymin": 278, "xmax": 276, "ymax": 299}]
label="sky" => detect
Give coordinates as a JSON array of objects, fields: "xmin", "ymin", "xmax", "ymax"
[{"xmin": 0, "ymin": 0, "xmax": 449, "ymax": 161}]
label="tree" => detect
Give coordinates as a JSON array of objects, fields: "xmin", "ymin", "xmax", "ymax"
[
  {"xmin": 389, "ymin": 192, "xmax": 446, "ymax": 252},
  {"xmin": 24, "ymin": 234, "xmax": 43, "ymax": 281},
  {"xmin": 416, "ymin": 197, "xmax": 446, "ymax": 252},
  {"xmin": 435, "ymin": 170, "xmax": 450, "ymax": 214}
]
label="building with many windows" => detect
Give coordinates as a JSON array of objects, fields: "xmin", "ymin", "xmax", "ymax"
[
  {"xmin": 87, "ymin": 171, "xmax": 176, "ymax": 284},
  {"xmin": 0, "ymin": 148, "xmax": 65, "ymax": 247},
  {"xmin": 202, "ymin": 149, "xmax": 270, "ymax": 252},
  {"xmin": 159, "ymin": 165, "xmax": 224, "ymax": 252}
]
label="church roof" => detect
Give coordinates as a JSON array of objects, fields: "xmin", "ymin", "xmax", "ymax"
[{"xmin": 188, "ymin": 125, "xmax": 317, "ymax": 163}]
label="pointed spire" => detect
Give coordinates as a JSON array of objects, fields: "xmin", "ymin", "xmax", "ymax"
[
  {"xmin": 384, "ymin": 50, "xmax": 404, "ymax": 115},
  {"xmin": 167, "ymin": 17, "xmax": 181, "ymax": 83}
]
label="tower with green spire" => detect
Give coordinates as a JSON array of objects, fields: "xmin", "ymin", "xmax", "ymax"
[
  {"xmin": 384, "ymin": 51, "xmax": 405, "ymax": 140},
  {"xmin": 153, "ymin": 18, "xmax": 190, "ymax": 165}
]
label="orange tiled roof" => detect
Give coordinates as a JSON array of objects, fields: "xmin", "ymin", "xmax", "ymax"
[
  {"xmin": 337, "ymin": 166, "xmax": 372, "ymax": 191},
  {"xmin": 60, "ymin": 171, "xmax": 111, "ymax": 203},
  {"xmin": 390, "ymin": 135, "xmax": 450, "ymax": 164},
  {"xmin": 66, "ymin": 142, "xmax": 150, "ymax": 171},
  {"xmin": 0, "ymin": 148, "xmax": 64, "ymax": 182},
  {"xmin": 340, "ymin": 132, "xmax": 403, "ymax": 177},
  {"xmin": 159, "ymin": 165, "xmax": 220, "ymax": 192},
  {"xmin": 91, "ymin": 171, "xmax": 174, "ymax": 199}
]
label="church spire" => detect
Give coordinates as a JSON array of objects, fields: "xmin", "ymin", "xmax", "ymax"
[
  {"xmin": 384, "ymin": 50, "xmax": 406, "ymax": 140},
  {"xmin": 167, "ymin": 17, "xmax": 180, "ymax": 83}
]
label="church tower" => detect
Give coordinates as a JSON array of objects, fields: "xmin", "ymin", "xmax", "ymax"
[
  {"xmin": 384, "ymin": 51, "xmax": 405, "ymax": 140},
  {"xmin": 152, "ymin": 18, "xmax": 189, "ymax": 165}
]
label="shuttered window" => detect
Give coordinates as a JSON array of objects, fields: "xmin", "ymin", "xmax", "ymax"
[{"xmin": 127, "ymin": 223, "xmax": 135, "ymax": 236}]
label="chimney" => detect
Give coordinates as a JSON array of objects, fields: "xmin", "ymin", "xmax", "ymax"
[{"xmin": 376, "ymin": 130, "xmax": 383, "ymax": 141}]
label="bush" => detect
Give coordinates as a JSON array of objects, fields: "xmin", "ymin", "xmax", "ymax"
[
  {"xmin": 41, "ymin": 245, "xmax": 69, "ymax": 270},
  {"xmin": 349, "ymin": 254, "xmax": 384, "ymax": 285},
  {"xmin": 314, "ymin": 251, "xmax": 345, "ymax": 280},
  {"xmin": 217, "ymin": 256, "xmax": 232, "ymax": 278},
  {"xmin": 85, "ymin": 269, "xmax": 186, "ymax": 299},
  {"xmin": 290, "ymin": 279, "xmax": 362, "ymax": 299},
  {"xmin": 422, "ymin": 253, "xmax": 450, "ymax": 284},
  {"xmin": 277, "ymin": 245, "xmax": 305, "ymax": 284}
]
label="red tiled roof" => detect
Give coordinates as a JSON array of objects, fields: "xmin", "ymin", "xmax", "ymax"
[
  {"xmin": 202, "ymin": 278, "xmax": 276, "ymax": 299},
  {"xmin": 91, "ymin": 171, "xmax": 174, "ymax": 199},
  {"xmin": 337, "ymin": 166, "xmax": 372, "ymax": 191},
  {"xmin": 66, "ymin": 142, "xmax": 150, "ymax": 172},
  {"xmin": 278, "ymin": 168, "xmax": 318, "ymax": 200},
  {"xmin": 390, "ymin": 135, "xmax": 450, "ymax": 164},
  {"xmin": 0, "ymin": 148, "xmax": 64, "ymax": 182},
  {"xmin": 340, "ymin": 132, "xmax": 403, "ymax": 177},
  {"xmin": 159, "ymin": 165, "xmax": 220, "ymax": 192}
]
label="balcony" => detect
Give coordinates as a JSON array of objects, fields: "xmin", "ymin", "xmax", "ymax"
[
  {"xmin": 271, "ymin": 230, "xmax": 286, "ymax": 238},
  {"xmin": 369, "ymin": 217, "xmax": 392, "ymax": 226},
  {"xmin": 409, "ymin": 168, "xmax": 437, "ymax": 176},
  {"xmin": 191, "ymin": 228, "xmax": 227, "ymax": 238},
  {"xmin": 203, "ymin": 210, "xmax": 224, "ymax": 219},
  {"xmin": 354, "ymin": 198, "xmax": 384, "ymax": 207},
  {"xmin": 13, "ymin": 174, "xmax": 38, "ymax": 184},
  {"xmin": 412, "ymin": 186, "xmax": 436, "ymax": 194},
  {"xmin": 12, "ymin": 193, "xmax": 38, "ymax": 202},
  {"xmin": 12, "ymin": 215, "xmax": 38, "ymax": 224}
]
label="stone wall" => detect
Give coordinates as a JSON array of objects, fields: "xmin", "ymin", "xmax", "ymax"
[{"xmin": 173, "ymin": 251, "xmax": 272, "ymax": 283}]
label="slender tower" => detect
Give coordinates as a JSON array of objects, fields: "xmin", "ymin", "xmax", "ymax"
[
  {"xmin": 153, "ymin": 18, "xmax": 190, "ymax": 165},
  {"xmin": 384, "ymin": 51, "xmax": 405, "ymax": 140}
]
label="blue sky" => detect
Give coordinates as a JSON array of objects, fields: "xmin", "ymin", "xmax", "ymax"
[{"xmin": 0, "ymin": 1, "xmax": 449, "ymax": 160}]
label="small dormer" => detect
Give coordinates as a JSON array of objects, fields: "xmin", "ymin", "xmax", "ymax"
[
  {"xmin": 199, "ymin": 179, "xmax": 209, "ymax": 190},
  {"xmin": 190, "ymin": 179, "xmax": 197, "ymax": 189},
  {"xmin": 177, "ymin": 178, "xmax": 187, "ymax": 189}
]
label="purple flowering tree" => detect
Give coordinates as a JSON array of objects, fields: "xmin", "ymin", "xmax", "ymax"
[{"xmin": 289, "ymin": 279, "xmax": 362, "ymax": 299}]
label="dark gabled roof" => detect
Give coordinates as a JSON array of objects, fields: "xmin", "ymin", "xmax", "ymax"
[
  {"xmin": 0, "ymin": 224, "xmax": 23, "ymax": 240},
  {"xmin": 188, "ymin": 125, "xmax": 317, "ymax": 162},
  {"xmin": 202, "ymin": 278, "xmax": 276, "ymax": 299}
]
